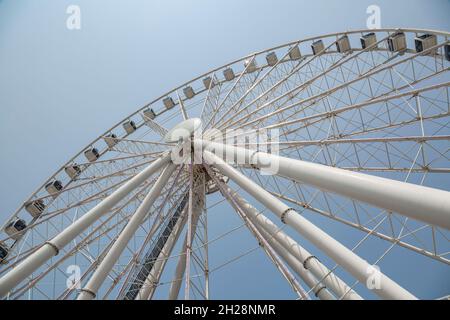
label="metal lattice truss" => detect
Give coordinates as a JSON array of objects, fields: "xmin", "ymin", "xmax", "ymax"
[{"xmin": 0, "ymin": 28, "xmax": 449, "ymax": 300}]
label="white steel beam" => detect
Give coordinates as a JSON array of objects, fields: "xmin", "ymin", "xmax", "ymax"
[
  {"xmin": 135, "ymin": 202, "xmax": 188, "ymax": 300},
  {"xmin": 213, "ymin": 170, "xmax": 310, "ymax": 299},
  {"xmin": 197, "ymin": 140, "xmax": 450, "ymax": 230},
  {"xmin": 177, "ymin": 91, "xmax": 188, "ymax": 121},
  {"xmin": 0, "ymin": 154, "xmax": 171, "ymax": 298},
  {"xmin": 257, "ymin": 227, "xmax": 335, "ymax": 300},
  {"xmin": 167, "ymin": 195, "xmax": 204, "ymax": 300},
  {"xmin": 77, "ymin": 162, "xmax": 177, "ymax": 300},
  {"xmin": 227, "ymin": 186, "xmax": 361, "ymax": 300},
  {"xmin": 202, "ymin": 150, "xmax": 417, "ymax": 300}
]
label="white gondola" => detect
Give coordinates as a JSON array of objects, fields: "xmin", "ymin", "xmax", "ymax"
[
  {"xmin": 445, "ymin": 44, "xmax": 450, "ymax": 62},
  {"xmin": 5, "ymin": 219, "xmax": 27, "ymax": 240},
  {"xmin": 104, "ymin": 133, "xmax": 119, "ymax": 148},
  {"xmin": 336, "ymin": 35, "xmax": 351, "ymax": 53},
  {"xmin": 123, "ymin": 120, "xmax": 137, "ymax": 134},
  {"xmin": 183, "ymin": 86, "xmax": 195, "ymax": 99},
  {"xmin": 266, "ymin": 52, "xmax": 278, "ymax": 66},
  {"xmin": 388, "ymin": 32, "xmax": 407, "ymax": 52},
  {"xmin": 203, "ymin": 76, "xmax": 216, "ymax": 89},
  {"xmin": 360, "ymin": 32, "xmax": 377, "ymax": 49},
  {"xmin": 65, "ymin": 164, "xmax": 82, "ymax": 179},
  {"xmin": 0, "ymin": 242, "xmax": 8, "ymax": 263},
  {"xmin": 244, "ymin": 59, "xmax": 258, "ymax": 73},
  {"xmin": 142, "ymin": 108, "xmax": 156, "ymax": 121},
  {"xmin": 311, "ymin": 40, "xmax": 325, "ymax": 55},
  {"xmin": 163, "ymin": 96, "xmax": 175, "ymax": 109},
  {"xmin": 415, "ymin": 34, "xmax": 437, "ymax": 54},
  {"xmin": 288, "ymin": 46, "xmax": 301, "ymax": 60},
  {"xmin": 25, "ymin": 200, "xmax": 45, "ymax": 218},
  {"xmin": 84, "ymin": 148, "xmax": 100, "ymax": 162},
  {"xmin": 45, "ymin": 180, "xmax": 63, "ymax": 196},
  {"xmin": 223, "ymin": 67, "xmax": 235, "ymax": 81}
]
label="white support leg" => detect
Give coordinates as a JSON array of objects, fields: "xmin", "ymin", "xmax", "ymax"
[
  {"xmin": 167, "ymin": 198, "xmax": 203, "ymax": 300},
  {"xmin": 228, "ymin": 186, "xmax": 361, "ymax": 300},
  {"xmin": 202, "ymin": 150, "xmax": 417, "ymax": 300},
  {"xmin": 0, "ymin": 154, "xmax": 171, "ymax": 298},
  {"xmin": 197, "ymin": 140, "xmax": 450, "ymax": 230},
  {"xmin": 135, "ymin": 205, "xmax": 188, "ymax": 300},
  {"xmin": 213, "ymin": 171, "xmax": 311, "ymax": 299},
  {"xmin": 257, "ymin": 227, "xmax": 335, "ymax": 300},
  {"xmin": 184, "ymin": 163, "xmax": 194, "ymax": 300},
  {"xmin": 77, "ymin": 163, "xmax": 177, "ymax": 300}
]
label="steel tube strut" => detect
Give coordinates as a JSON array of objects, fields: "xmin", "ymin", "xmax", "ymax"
[
  {"xmin": 77, "ymin": 163, "xmax": 177, "ymax": 300},
  {"xmin": 257, "ymin": 227, "xmax": 334, "ymax": 300},
  {"xmin": 0, "ymin": 154, "xmax": 171, "ymax": 298},
  {"xmin": 214, "ymin": 179, "xmax": 310, "ymax": 299},
  {"xmin": 135, "ymin": 200, "xmax": 188, "ymax": 300},
  {"xmin": 227, "ymin": 186, "xmax": 361, "ymax": 300},
  {"xmin": 123, "ymin": 193, "xmax": 188, "ymax": 300},
  {"xmin": 197, "ymin": 140, "xmax": 450, "ymax": 230},
  {"xmin": 202, "ymin": 150, "xmax": 416, "ymax": 300},
  {"xmin": 167, "ymin": 196, "xmax": 204, "ymax": 300}
]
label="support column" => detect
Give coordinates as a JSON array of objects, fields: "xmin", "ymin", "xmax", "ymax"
[
  {"xmin": 257, "ymin": 227, "xmax": 335, "ymax": 300},
  {"xmin": 0, "ymin": 154, "xmax": 171, "ymax": 298},
  {"xmin": 197, "ymin": 140, "xmax": 450, "ymax": 230},
  {"xmin": 228, "ymin": 186, "xmax": 361, "ymax": 300},
  {"xmin": 211, "ymin": 167, "xmax": 310, "ymax": 299},
  {"xmin": 135, "ymin": 204, "xmax": 188, "ymax": 300},
  {"xmin": 202, "ymin": 150, "xmax": 416, "ymax": 300},
  {"xmin": 167, "ymin": 197, "xmax": 203, "ymax": 300},
  {"xmin": 77, "ymin": 162, "xmax": 176, "ymax": 300}
]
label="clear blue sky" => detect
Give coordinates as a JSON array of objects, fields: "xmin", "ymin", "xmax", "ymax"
[{"xmin": 0, "ymin": 0, "xmax": 449, "ymax": 299}]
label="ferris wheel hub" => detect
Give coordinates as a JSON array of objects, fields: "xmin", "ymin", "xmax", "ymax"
[{"xmin": 164, "ymin": 118, "xmax": 202, "ymax": 143}]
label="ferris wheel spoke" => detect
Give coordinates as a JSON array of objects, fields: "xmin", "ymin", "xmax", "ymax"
[
  {"xmin": 176, "ymin": 90, "xmax": 189, "ymax": 121},
  {"xmin": 10, "ymin": 178, "xmax": 158, "ymax": 299},
  {"xmin": 205, "ymin": 55, "xmax": 262, "ymax": 129},
  {"xmin": 270, "ymin": 188, "xmax": 449, "ymax": 264},
  {"xmin": 226, "ymin": 42, "xmax": 449, "ymax": 131},
  {"xmin": 215, "ymin": 35, "xmax": 359, "ymax": 130},
  {"xmin": 9, "ymin": 155, "xmax": 180, "ymax": 253},
  {"xmin": 275, "ymin": 135, "xmax": 450, "ymax": 173},
  {"xmin": 4, "ymin": 174, "xmax": 139, "ymax": 245},
  {"xmin": 235, "ymin": 68, "xmax": 449, "ymax": 137},
  {"xmin": 213, "ymin": 50, "xmax": 308, "ymax": 129},
  {"xmin": 200, "ymin": 73, "xmax": 221, "ymax": 126},
  {"xmin": 140, "ymin": 114, "xmax": 169, "ymax": 140},
  {"xmin": 108, "ymin": 141, "xmax": 168, "ymax": 157},
  {"xmin": 18, "ymin": 157, "xmax": 157, "ymax": 211},
  {"xmin": 202, "ymin": 77, "xmax": 227, "ymax": 131},
  {"xmin": 223, "ymin": 82, "xmax": 449, "ymax": 165}
]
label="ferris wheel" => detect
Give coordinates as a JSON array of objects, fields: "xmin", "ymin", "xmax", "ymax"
[{"xmin": 0, "ymin": 28, "xmax": 449, "ymax": 300}]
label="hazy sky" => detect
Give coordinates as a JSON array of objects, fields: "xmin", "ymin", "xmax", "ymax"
[{"xmin": 0, "ymin": 0, "xmax": 449, "ymax": 299}]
